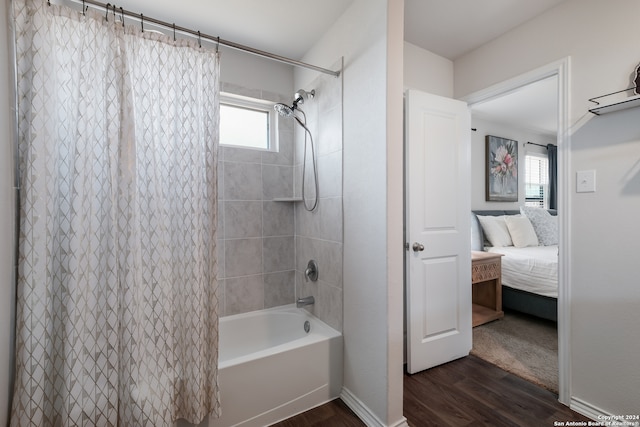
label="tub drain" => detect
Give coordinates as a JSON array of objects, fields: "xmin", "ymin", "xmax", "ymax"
[{"xmin": 303, "ymin": 320, "xmax": 310, "ymax": 333}]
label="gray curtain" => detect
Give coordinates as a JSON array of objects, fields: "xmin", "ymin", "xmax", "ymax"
[
  {"xmin": 11, "ymin": 0, "xmax": 221, "ymax": 424},
  {"xmin": 547, "ymin": 144, "xmax": 558, "ymax": 210}
]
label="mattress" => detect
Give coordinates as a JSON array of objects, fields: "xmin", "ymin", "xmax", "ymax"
[{"xmin": 486, "ymin": 245, "xmax": 558, "ymax": 298}]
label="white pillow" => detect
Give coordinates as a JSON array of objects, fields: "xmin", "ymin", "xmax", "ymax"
[
  {"xmin": 505, "ymin": 215, "xmax": 539, "ymax": 248},
  {"xmin": 520, "ymin": 206, "xmax": 558, "ymax": 245},
  {"xmin": 476, "ymin": 215, "xmax": 513, "ymax": 247}
]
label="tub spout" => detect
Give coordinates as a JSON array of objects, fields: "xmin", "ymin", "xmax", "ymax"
[{"xmin": 296, "ymin": 296, "xmax": 315, "ymax": 308}]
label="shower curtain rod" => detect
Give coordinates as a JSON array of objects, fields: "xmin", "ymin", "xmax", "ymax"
[{"xmin": 66, "ymin": 0, "xmax": 341, "ymax": 77}]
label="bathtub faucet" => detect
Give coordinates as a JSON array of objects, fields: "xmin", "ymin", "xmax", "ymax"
[
  {"xmin": 304, "ymin": 260, "xmax": 319, "ymax": 282},
  {"xmin": 296, "ymin": 296, "xmax": 315, "ymax": 308}
]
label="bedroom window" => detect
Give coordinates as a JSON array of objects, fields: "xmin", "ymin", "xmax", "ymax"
[
  {"xmin": 525, "ymin": 154, "xmax": 549, "ymax": 208},
  {"xmin": 220, "ymin": 93, "xmax": 277, "ymax": 151}
]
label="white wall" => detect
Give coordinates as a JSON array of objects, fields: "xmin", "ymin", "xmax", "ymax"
[
  {"xmin": 1, "ymin": 0, "xmax": 15, "ymax": 424},
  {"xmin": 297, "ymin": 0, "xmax": 406, "ymax": 425},
  {"xmin": 219, "ymin": 46, "xmax": 293, "ymax": 97},
  {"xmin": 470, "ymin": 117, "xmax": 556, "ymax": 210},
  {"xmin": 403, "ymin": 41, "xmax": 453, "ymax": 97},
  {"xmin": 456, "ymin": 0, "xmax": 640, "ymax": 416}
]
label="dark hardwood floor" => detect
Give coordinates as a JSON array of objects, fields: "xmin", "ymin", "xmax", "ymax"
[{"xmin": 272, "ymin": 355, "xmax": 590, "ymax": 427}]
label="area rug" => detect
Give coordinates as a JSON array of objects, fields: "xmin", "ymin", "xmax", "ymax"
[{"xmin": 470, "ymin": 311, "xmax": 558, "ymax": 394}]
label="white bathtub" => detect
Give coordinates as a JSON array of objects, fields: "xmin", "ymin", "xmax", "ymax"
[{"xmin": 210, "ymin": 305, "xmax": 343, "ymax": 427}]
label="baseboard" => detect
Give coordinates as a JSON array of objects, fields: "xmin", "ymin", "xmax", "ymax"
[
  {"xmin": 340, "ymin": 387, "xmax": 409, "ymax": 427},
  {"xmin": 570, "ymin": 397, "xmax": 606, "ymax": 422},
  {"xmin": 569, "ymin": 397, "xmax": 640, "ymax": 427}
]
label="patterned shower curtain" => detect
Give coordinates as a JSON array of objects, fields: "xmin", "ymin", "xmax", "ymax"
[{"xmin": 11, "ymin": 0, "xmax": 220, "ymax": 425}]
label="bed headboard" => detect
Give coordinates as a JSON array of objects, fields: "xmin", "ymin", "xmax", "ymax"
[{"xmin": 471, "ymin": 209, "xmax": 557, "ymax": 251}]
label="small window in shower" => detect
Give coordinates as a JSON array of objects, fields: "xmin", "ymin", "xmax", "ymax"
[{"xmin": 220, "ymin": 93, "xmax": 276, "ymax": 151}]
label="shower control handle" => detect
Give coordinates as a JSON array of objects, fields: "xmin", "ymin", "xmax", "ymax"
[
  {"xmin": 412, "ymin": 242, "xmax": 425, "ymax": 252},
  {"xmin": 304, "ymin": 260, "xmax": 319, "ymax": 282}
]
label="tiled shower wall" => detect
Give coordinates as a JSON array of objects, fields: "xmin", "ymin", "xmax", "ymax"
[
  {"xmin": 218, "ymin": 72, "xmax": 343, "ymax": 333},
  {"xmin": 218, "ymin": 83, "xmax": 296, "ymax": 316},
  {"xmin": 294, "ymin": 68, "xmax": 344, "ymax": 332}
]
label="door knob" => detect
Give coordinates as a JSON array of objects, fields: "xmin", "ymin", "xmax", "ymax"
[{"xmin": 412, "ymin": 242, "xmax": 425, "ymax": 252}]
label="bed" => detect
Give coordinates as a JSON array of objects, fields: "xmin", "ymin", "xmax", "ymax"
[{"xmin": 471, "ymin": 209, "xmax": 558, "ymax": 322}]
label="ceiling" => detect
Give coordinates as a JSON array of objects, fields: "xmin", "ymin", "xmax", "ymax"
[
  {"xmin": 112, "ymin": 0, "xmax": 563, "ymax": 135},
  {"xmin": 101, "ymin": 0, "xmax": 355, "ymax": 59},
  {"xmin": 112, "ymin": 0, "xmax": 566, "ymax": 63},
  {"xmin": 403, "ymin": 0, "xmax": 564, "ymax": 136},
  {"xmin": 470, "ymin": 76, "xmax": 558, "ymax": 136},
  {"xmin": 403, "ymin": 0, "xmax": 566, "ymax": 61}
]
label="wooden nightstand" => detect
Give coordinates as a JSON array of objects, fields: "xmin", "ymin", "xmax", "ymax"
[{"xmin": 471, "ymin": 251, "xmax": 504, "ymax": 327}]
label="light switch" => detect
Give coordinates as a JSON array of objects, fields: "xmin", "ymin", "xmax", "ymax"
[{"xmin": 576, "ymin": 170, "xmax": 596, "ymax": 193}]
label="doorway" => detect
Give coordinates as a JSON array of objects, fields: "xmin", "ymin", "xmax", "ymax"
[{"xmin": 462, "ymin": 58, "xmax": 570, "ymax": 405}]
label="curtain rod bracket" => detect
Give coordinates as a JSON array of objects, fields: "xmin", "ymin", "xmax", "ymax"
[{"xmin": 527, "ymin": 141, "xmax": 549, "ymax": 149}]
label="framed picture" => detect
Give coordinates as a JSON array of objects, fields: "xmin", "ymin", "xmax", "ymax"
[{"xmin": 486, "ymin": 135, "xmax": 518, "ymax": 202}]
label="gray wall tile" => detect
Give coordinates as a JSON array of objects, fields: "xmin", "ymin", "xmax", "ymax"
[
  {"xmin": 225, "ymin": 238, "xmax": 262, "ymax": 277},
  {"xmin": 293, "ymin": 164, "xmax": 302, "ymax": 199},
  {"xmin": 294, "ymin": 203, "xmax": 319, "ymax": 239},
  {"xmin": 317, "ymin": 106, "xmax": 342, "ymax": 156},
  {"xmin": 316, "ymin": 73, "xmax": 342, "ymax": 114},
  {"xmin": 317, "ymin": 281, "xmax": 343, "ymax": 332},
  {"xmin": 217, "ymin": 160, "xmax": 224, "ymax": 197},
  {"xmin": 317, "ymin": 197, "xmax": 343, "ymax": 242},
  {"xmin": 263, "ymin": 236, "xmax": 295, "ymax": 273},
  {"xmin": 263, "ymin": 128, "xmax": 293, "ymax": 166},
  {"xmin": 260, "ymin": 90, "xmax": 289, "ymax": 105},
  {"xmin": 219, "ymin": 75, "xmax": 342, "ymax": 319},
  {"xmin": 291, "ymin": 70, "xmax": 343, "ymax": 330},
  {"xmin": 263, "ymin": 164, "xmax": 293, "ymax": 200},
  {"xmin": 300, "ymin": 158, "xmax": 318, "ymax": 202},
  {"xmin": 221, "ymin": 83, "xmax": 262, "ymax": 100},
  {"xmin": 318, "ymin": 151, "xmax": 343, "ymax": 198},
  {"xmin": 224, "ymin": 201, "xmax": 262, "ymax": 238},
  {"xmin": 223, "ymin": 146, "xmax": 263, "ymax": 163},
  {"xmin": 293, "ymin": 125, "xmax": 314, "ymax": 166},
  {"xmin": 217, "ymin": 240, "xmax": 225, "ymax": 278},
  {"xmin": 217, "ymin": 202, "xmax": 225, "ymax": 240},
  {"xmin": 218, "ymin": 278, "xmax": 226, "ymax": 317},
  {"xmin": 263, "ymin": 202, "xmax": 294, "ymax": 237},
  {"xmin": 264, "ymin": 271, "xmax": 295, "ymax": 308},
  {"xmin": 225, "ymin": 275, "xmax": 264, "ymax": 315},
  {"xmin": 223, "ymin": 161, "xmax": 263, "ymax": 201},
  {"xmin": 295, "ymin": 271, "xmax": 317, "ymax": 315},
  {"xmin": 296, "ymin": 236, "xmax": 343, "ymax": 288},
  {"xmin": 295, "ymin": 197, "xmax": 342, "ymax": 242}
]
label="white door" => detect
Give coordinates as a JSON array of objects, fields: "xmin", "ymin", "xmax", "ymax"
[{"xmin": 405, "ymin": 89, "xmax": 472, "ymax": 374}]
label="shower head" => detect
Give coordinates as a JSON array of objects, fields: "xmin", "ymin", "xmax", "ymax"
[{"xmin": 274, "ymin": 103, "xmax": 294, "ymax": 117}]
